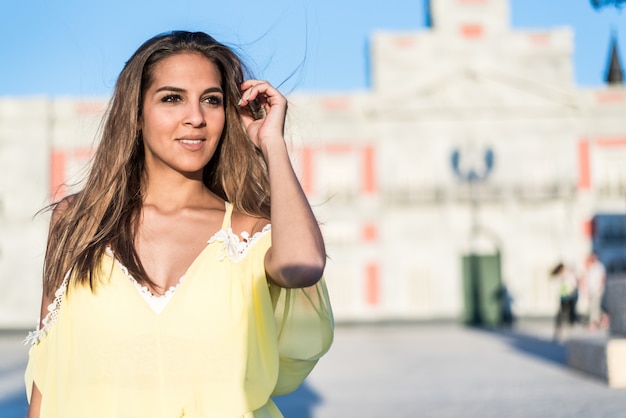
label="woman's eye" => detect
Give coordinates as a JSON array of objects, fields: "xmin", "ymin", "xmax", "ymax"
[
  {"xmin": 203, "ymin": 95, "xmax": 223, "ymax": 106},
  {"xmin": 161, "ymin": 94, "xmax": 182, "ymax": 103}
]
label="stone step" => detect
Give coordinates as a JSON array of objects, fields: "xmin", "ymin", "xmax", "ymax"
[
  {"xmin": 567, "ymin": 336, "xmax": 626, "ymax": 388},
  {"xmin": 606, "ymin": 277, "xmax": 626, "ymax": 337}
]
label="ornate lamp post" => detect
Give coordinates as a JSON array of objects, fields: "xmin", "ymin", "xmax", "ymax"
[
  {"xmin": 451, "ymin": 147, "xmax": 494, "ymax": 239},
  {"xmin": 451, "ymin": 146, "xmax": 495, "ymax": 325}
]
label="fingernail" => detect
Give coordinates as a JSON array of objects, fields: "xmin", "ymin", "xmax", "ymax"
[{"xmin": 237, "ymin": 98, "xmax": 242, "ymax": 106}]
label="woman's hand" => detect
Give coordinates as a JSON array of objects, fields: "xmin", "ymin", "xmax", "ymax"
[{"xmin": 238, "ymin": 80, "xmax": 287, "ymax": 152}]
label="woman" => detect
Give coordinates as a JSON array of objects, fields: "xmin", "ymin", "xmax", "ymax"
[
  {"xmin": 25, "ymin": 31, "xmax": 333, "ymax": 417},
  {"xmin": 550, "ymin": 262, "xmax": 578, "ymax": 341}
]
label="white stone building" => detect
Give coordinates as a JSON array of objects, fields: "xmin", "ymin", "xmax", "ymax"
[
  {"xmin": 2, "ymin": 0, "xmax": 626, "ymax": 327},
  {"xmin": 288, "ymin": 0, "xmax": 626, "ymax": 323}
]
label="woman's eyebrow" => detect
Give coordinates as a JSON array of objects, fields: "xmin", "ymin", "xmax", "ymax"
[{"xmin": 154, "ymin": 86, "xmax": 223, "ymax": 94}]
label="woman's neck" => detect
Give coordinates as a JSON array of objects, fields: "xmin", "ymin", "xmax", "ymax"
[{"xmin": 142, "ymin": 170, "xmax": 216, "ymax": 212}]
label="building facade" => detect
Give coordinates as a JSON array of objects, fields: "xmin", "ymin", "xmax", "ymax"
[
  {"xmin": 2, "ymin": 0, "xmax": 626, "ymax": 327},
  {"xmin": 287, "ymin": 0, "xmax": 626, "ymax": 322}
]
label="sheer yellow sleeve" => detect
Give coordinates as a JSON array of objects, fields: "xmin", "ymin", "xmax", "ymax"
[
  {"xmin": 24, "ymin": 339, "xmax": 44, "ymax": 402},
  {"xmin": 269, "ymin": 278, "xmax": 334, "ymax": 396}
]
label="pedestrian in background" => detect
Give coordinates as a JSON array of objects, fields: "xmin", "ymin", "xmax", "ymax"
[
  {"xmin": 583, "ymin": 252, "xmax": 609, "ymax": 330},
  {"xmin": 550, "ymin": 262, "xmax": 579, "ymax": 341}
]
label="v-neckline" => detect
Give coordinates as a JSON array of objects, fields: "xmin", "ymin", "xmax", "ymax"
[{"xmin": 107, "ymin": 202, "xmax": 233, "ymax": 316}]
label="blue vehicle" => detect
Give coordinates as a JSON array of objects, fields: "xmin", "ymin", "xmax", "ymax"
[{"xmin": 591, "ymin": 214, "xmax": 626, "ymax": 276}]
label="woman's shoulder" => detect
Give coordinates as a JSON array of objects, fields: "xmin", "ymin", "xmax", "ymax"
[
  {"xmin": 251, "ymin": 216, "xmax": 271, "ymax": 235},
  {"xmin": 230, "ymin": 209, "xmax": 270, "ymax": 236}
]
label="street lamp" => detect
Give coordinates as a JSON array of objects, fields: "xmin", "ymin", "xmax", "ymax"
[{"xmin": 451, "ymin": 146, "xmax": 495, "ymax": 325}]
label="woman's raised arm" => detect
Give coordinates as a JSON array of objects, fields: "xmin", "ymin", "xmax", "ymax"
[{"xmin": 239, "ymin": 80, "xmax": 325, "ymax": 288}]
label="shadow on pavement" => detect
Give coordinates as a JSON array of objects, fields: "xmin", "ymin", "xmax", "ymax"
[
  {"xmin": 1, "ymin": 383, "xmax": 321, "ymax": 418},
  {"xmin": 0, "ymin": 391, "xmax": 28, "ymax": 418},
  {"xmin": 272, "ymin": 381, "xmax": 322, "ymax": 418},
  {"xmin": 502, "ymin": 330, "xmax": 566, "ymax": 365},
  {"xmin": 0, "ymin": 377, "xmax": 320, "ymax": 418},
  {"xmin": 479, "ymin": 326, "xmax": 567, "ymax": 366}
]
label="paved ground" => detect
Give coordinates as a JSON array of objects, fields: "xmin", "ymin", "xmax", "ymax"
[{"xmin": 2, "ymin": 321, "xmax": 625, "ymax": 418}]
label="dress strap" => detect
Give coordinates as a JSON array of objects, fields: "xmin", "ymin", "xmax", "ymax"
[{"xmin": 221, "ymin": 202, "xmax": 234, "ymax": 230}]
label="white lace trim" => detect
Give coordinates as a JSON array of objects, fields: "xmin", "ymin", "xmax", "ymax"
[
  {"xmin": 129, "ymin": 278, "xmax": 182, "ymax": 315},
  {"xmin": 24, "ymin": 269, "xmax": 71, "ymax": 346},
  {"xmin": 23, "ymin": 225, "xmax": 269, "ymax": 343},
  {"xmin": 106, "ymin": 247, "xmax": 184, "ymax": 315},
  {"xmin": 209, "ymin": 224, "xmax": 271, "ymax": 262}
]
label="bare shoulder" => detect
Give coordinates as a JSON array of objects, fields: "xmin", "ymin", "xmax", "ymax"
[
  {"xmin": 230, "ymin": 210, "xmax": 270, "ymax": 236},
  {"xmin": 252, "ymin": 216, "xmax": 271, "ymax": 235}
]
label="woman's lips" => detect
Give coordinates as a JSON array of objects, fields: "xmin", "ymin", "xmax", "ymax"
[{"xmin": 177, "ymin": 138, "xmax": 205, "ymax": 151}]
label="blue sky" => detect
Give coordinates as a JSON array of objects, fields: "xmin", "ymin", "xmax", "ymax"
[{"xmin": 1, "ymin": 0, "xmax": 625, "ymax": 97}]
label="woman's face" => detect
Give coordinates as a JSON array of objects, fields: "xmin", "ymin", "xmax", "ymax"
[{"xmin": 140, "ymin": 52, "xmax": 225, "ymax": 180}]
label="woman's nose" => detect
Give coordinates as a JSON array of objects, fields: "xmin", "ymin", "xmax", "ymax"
[{"xmin": 184, "ymin": 102, "xmax": 206, "ymax": 127}]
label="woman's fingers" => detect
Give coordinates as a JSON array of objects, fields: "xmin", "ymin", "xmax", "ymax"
[
  {"xmin": 238, "ymin": 80, "xmax": 287, "ymax": 150},
  {"xmin": 239, "ymin": 80, "xmax": 286, "ymax": 108},
  {"xmin": 246, "ymin": 97, "xmax": 266, "ymax": 120},
  {"xmin": 239, "ymin": 81, "xmax": 270, "ymax": 121}
]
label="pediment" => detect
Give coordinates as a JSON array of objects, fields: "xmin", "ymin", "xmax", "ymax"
[{"xmin": 372, "ymin": 64, "xmax": 580, "ymax": 111}]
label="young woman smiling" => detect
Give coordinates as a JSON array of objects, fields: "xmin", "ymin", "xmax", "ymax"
[{"xmin": 25, "ymin": 31, "xmax": 333, "ymax": 418}]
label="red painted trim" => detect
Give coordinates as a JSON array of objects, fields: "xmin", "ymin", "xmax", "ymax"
[
  {"xmin": 323, "ymin": 144, "xmax": 353, "ymax": 153},
  {"xmin": 393, "ymin": 36, "xmax": 417, "ymax": 49},
  {"xmin": 578, "ymin": 140, "xmax": 590, "ymax": 190},
  {"xmin": 365, "ymin": 263, "xmax": 379, "ymax": 306},
  {"xmin": 595, "ymin": 91, "xmax": 625, "ymax": 104},
  {"xmin": 583, "ymin": 219, "xmax": 593, "ymax": 238},
  {"xmin": 50, "ymin": 150, "xmax": 66, "ymax": 201},
  {"xmin": 362, "ymin": 145, "xmax": 376, "ymax": 194},
  {"xmin": 321, "ymin": 98, "xmax": 351, "ymax": 111},
  {"xmin": 528, "ymin": 33, "xmax": 550, "ymax": 46},
  {"xmin": 362, "ymin": 223, "xmax": 378, "ymax": 242},
  {"xmin": 595, "ymin": 138, "xmax": 626, "ymax": 147},
  {"xmin": 301, "ymin": 147, "xmax": 314, "ymax": 195},
  {"xmin": 461, "ymin": 24, "xmax": 484, "ymax": 38}
]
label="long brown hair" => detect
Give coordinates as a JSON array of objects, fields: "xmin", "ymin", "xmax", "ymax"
[{"xmin": 44, "ymin": 31, "xmax": 271, "ymax": 296}]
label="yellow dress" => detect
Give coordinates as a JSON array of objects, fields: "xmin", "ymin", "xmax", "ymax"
[{"xmin": 24, "ymin": 203, "xmax": 333, "ymax": 417}]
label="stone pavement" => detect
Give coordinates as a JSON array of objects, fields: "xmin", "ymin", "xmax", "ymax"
[{"xmin": 2, "ymin": 321, "xmax": 625, "ymax": 418}]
